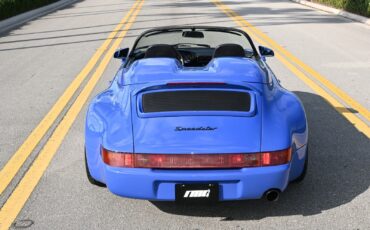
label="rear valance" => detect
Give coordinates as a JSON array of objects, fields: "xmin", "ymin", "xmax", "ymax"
[{"xmin": 137, "ymin": 89, "xmax": 255, "ymax": 117}]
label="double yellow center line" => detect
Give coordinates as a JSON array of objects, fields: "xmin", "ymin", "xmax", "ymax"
[
  {"xmin": 212, "ymin": 0, "xmax": 370, "ymax": 138},
  {"xmin": 0, "ymin": 0, "xmax": 368, "ymax": 228},
  {"xmin": 0, "ymin": 0, "xmax": 144, "ymax": 229},
  {"xmin": 0, "ymin": 0, "xmax": 141, "ymax": 196}
]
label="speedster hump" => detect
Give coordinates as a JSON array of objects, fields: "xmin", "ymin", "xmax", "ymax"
[{"xmin": 121, "ymin": 57, "xmax": 268, "ymax": 85}]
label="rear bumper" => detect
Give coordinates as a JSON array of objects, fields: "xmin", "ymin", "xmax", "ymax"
[{"xmin": 104, "ymin": 164, "xmax": 291, "ymax": 201}]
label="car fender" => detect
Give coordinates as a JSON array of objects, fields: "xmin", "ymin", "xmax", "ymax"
[
  {"xmin": 85, "ymin": 82, "xmax": 134, "ymax": 183},
  {"xmin": 261, "ymin": 83, "xmax": 308, "ymax": 152}
]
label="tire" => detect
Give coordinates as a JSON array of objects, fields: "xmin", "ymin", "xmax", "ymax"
[
  {"xmin": 291, "ymin": 146, "xmax": 308, "ymax": 183},
  {"xmin": 85, "ymin": 148, "xmax": 106, "ymax": 187}
]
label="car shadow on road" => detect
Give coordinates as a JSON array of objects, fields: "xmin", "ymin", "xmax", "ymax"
[{"xmin": 152, "ymin": 91, "xmax": 370, "ymax": 220}]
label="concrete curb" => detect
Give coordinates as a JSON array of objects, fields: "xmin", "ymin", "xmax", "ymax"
[
  {"xmin": 0, "ymin": 0, "xmax": 80, "ymax": 35},
  {"xmin": 291, "ymin": 0, "xmax": 370, "ymax": 26}
]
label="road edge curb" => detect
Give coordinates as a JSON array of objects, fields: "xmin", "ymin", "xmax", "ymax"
[
  {"xmin": 0, "ymin": 0, "xmax": 80, "ymax": 35},
  {"xmin": 290, "ymin": 0, "xmax": 370, "ymax": 26}
]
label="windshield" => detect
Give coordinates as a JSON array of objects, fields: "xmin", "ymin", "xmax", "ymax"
[
  {"xmin": 134, "ymin": 28, "xmax": 254, "ymax": 51},
  {"xmin": 127, "ymin": 27, "xmax": 257, "ymax": 67}
]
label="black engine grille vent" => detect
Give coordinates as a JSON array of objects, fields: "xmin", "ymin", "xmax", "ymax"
[{"xmin": 142, "ymin": 90, "xmax": 251, "ymax": 113}]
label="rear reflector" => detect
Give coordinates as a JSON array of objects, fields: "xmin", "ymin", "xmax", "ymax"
[{"xmin": 102, "ymin": 148, "xmax": 291, "ymax": 169}]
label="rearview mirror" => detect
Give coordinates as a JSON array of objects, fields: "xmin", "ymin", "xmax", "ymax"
[
  {"xmin": 182, "ymin": 31, "xmax": 204, "ymax": 38},
  {"xmin": 113, "ymin": 48, "xmax": 129, "ymax": 61},
  {"xmin": 258, "ymin": 46, "xmax": 274, "ymax": 57}
]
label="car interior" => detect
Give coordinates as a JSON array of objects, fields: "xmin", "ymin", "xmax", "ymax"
[
  {"xmin": 143, "ymin": 43, "xmax": 249, "ymax": 66},
  {"xmin": 128, "ymin": 43, "xmax": 254, "ymax": 67},
  {"xmin": 125, "ymin": 28, "xmax": 257, "ymax": 67}
]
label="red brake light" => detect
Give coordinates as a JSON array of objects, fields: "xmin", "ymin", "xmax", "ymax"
[
  {"xmin": 102, "ymin": 148, "xmax": 134, "ymax": 167},
  {"xmin": 261, "ymin": 149, "xmax": 292, "ymax": 166},
  {"xmin": 167, "ymin": 82, "xmax": 226, "ymax": 85},
  {"xmin": 101, "ymin": 148, "xmax": 291, "ymax": 168}
]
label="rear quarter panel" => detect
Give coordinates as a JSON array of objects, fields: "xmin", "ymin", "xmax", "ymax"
[
  {"xmin": 85, "ymin": 79, "xmax": 134, "ymax": 183},
  {"xmin": 260, "ymin": 78, "xmax": 308, "ymax": 152}
]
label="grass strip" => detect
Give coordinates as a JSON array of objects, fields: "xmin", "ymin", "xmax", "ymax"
[{"xmin": 311, "ymin": 0, "xmax": 370, "ymax": 17}]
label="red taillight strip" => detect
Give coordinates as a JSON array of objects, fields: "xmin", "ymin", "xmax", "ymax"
[
  {"xmin": 101, "ymin": 149, "xmax": 134, "ymax": 167},
  {"xmin": 102, "ymin": 148, "xmax": 292, "ymax": 169},
  {"xmin": 166, "ymin": 82, "xmax": 226, "ymax": 85}
]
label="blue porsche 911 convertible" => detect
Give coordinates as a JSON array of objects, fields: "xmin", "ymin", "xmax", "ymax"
[{"xmin": 84, "ymin": 26, "xmax": 308, "ymax": 202}]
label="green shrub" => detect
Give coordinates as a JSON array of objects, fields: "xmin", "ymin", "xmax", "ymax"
[
  {"xmin": 312, "ymin": 0, "xmax": 370, "ymax": 17},
  {"xmin": 0, "ymin": 0, "xmax": 58, "ymax": 21},
  {"xmin": 344, "ymin": 0, "xmax": 370, "ymax": 16}
]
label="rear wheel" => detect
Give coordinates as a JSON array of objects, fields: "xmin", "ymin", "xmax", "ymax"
[
  {"xmin": 291, "ymin": 146, "xmax": 308, "ymax": 183},
  {"xmin": 85, "ymin": 148, "xmax": 106, "ymax": 187}
]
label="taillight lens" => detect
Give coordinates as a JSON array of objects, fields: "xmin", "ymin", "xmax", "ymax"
[
  {"xmin": 101, "ymin": 148, "xmax": 134, "ymax": 167},
  {"xmin": 102, "ymin": 148, "xmax": 291, "ymax": 168},
  {"xmin": 261, "ymin": 149, "xmax": 292, "ymax": 166}
]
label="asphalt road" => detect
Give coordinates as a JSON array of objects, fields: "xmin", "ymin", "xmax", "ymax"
[{"xmin": 0, "ymin": 0, "xmax": 369, "ymax": 229}]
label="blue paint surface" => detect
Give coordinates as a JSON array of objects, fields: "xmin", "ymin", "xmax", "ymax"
[{"xmin": 85, "ymin": 56, "xmax": 308, "ymax": 201}]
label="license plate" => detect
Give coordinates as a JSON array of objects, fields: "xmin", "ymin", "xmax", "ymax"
[{"xmin": 175, "ymin": 183, "xmax": 219, "ymax": 202}]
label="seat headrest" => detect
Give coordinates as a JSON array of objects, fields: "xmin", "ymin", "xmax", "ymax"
[
  {"xmin": 213, "ymin": 43, "xmax": 245, "ymax": 58},
  {"xmin": 144, "ymin": 44, "xmax": 181, "ymax": 61}
]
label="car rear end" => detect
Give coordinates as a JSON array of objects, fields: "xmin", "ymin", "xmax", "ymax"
[{"xmin": 101, "ymin": 82, "xmax": 293, "ymax": 201}]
